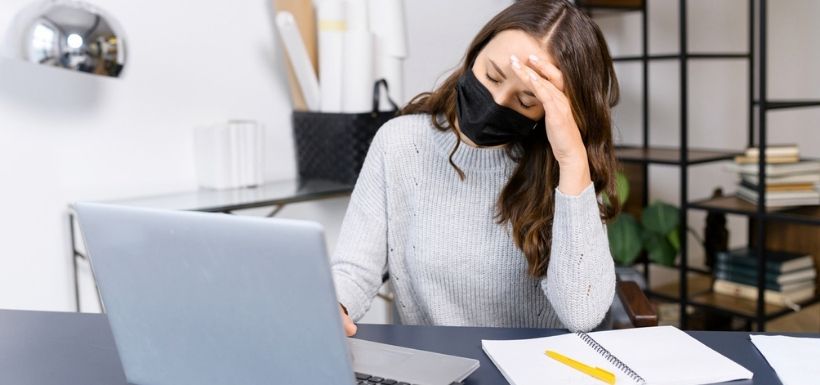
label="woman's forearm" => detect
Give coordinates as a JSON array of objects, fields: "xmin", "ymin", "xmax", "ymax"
[{"xmin": 542, "ymin": 182, "xmax": 616, "ymax": 332}]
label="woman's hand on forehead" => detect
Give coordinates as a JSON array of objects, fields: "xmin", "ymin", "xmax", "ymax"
[{"xmin": 509, "ymin": 53, "xmax": 586, "ymax": 167}]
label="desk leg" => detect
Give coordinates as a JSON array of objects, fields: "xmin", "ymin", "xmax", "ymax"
[
  {"xmin": 69, "ymin": 212, "xmax": 103, "ymax": 312},
  {"xmin": 265, "ymin": 204, "xmax": 285, "ymax": 218},
  {"xmin": 69, "ymin": 213, "xmax": 80, "ymax": 312},
  {"xmin": 222, "ymin": 204, "xmax": 284, "ymax": 218}
]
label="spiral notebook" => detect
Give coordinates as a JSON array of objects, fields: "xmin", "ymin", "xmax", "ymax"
[{"xmin": 482, "ymin": 326, "xmax": 753, "ymax": 385}]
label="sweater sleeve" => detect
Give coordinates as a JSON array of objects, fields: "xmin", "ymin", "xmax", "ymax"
[
  {"xmin": 541, "ymin": 182, "xmax": 616, "ymax": 332},
  {"xmin": 330, "ymin": 130, "xmax": 389, "ymax": 322}
]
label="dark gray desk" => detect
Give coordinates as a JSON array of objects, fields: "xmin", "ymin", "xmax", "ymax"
[
  {"xmin": 68, "ymin": 179, "xmax": 354, "ymax": 311},
  {"xmin": 2, "ymin": 309, "xmax": 813, "ymax": 385}
]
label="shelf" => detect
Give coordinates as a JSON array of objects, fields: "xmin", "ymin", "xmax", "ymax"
[
  {"xmin": 577, "ymin": 1, "xmax": 643, "ymax": 12},
  {"xmin": 765, "ymin": 207, "xmax": 820, "ymax": 226},
  {"xmin": 613, "ymin": 53, "xmax": 750, "ymax": 62},
  {"xmin": 651, "ymin": 273, "xmax": 713, "ymax": 300},
  {"xmin": 689, "ymin": 292, "xmax": 820, "ymax": 320},
  {"xmin": 688, "ymin": 195, "xmax": 778, "ymax": 215},
  {"xmin": 650, "ymin": 275, "xmax": 820, "ymax": 321},
  {"xmin": 688, "ymin": 195, "xmax": 820, "ymax": 225},
  {"xmin": 588, "ymin": 0, "xmax": 816, "ymax": 331},
  {"xmin": 615, "ymin": 146, "xmax": 739, "ymax": 165},
  {"xmin": 753, "ymin": 100, "xmax": 820, "ymax": 110}
]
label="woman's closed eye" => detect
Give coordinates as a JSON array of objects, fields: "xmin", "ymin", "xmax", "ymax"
[
  {"xmin": 485, "ymin": 76, "xmax": 535, "ymax": 108},
  {"xmin": 518, "ymin": 96, "xmax": 535, "ymax": 109}
]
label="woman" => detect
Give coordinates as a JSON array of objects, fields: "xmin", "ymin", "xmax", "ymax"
[{"xmin": 332, "ymin": 0, "xmax": 621, "ymax": 334}]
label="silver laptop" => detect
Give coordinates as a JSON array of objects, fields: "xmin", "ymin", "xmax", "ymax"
[{"xmin": 73, "ymin": 202, "xmax": 479, "ymax": 385}]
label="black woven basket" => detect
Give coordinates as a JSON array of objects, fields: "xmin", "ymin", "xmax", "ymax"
[{"xmin": 292, "ymin": 79, "xmax": 399, "ymax": 185}]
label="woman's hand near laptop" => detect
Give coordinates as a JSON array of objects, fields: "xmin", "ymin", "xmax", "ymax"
[{"xmin": 340, "ymin": 304, "xmax": 357, "ymax": 336}]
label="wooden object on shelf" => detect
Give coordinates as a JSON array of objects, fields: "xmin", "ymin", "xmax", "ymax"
[
  {"xmin": 273, "ymin": 0, "xmax": 318, "ymax": 111},
  {"xmin": 620, "ymin": 162, "xmax": 645, "ymax": 219}
]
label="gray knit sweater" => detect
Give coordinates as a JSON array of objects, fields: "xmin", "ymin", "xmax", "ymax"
[{"xmin": 330, "ymin": 114, "xmax": 615, "ymax": 332}]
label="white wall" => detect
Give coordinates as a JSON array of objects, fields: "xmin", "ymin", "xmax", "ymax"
[
  {"xmin": 0, "ymin": 0, "xmax": 511, "ymax": 318},
  {"xmin": 597, "ymin": 0, "xmax": 820, "ymax": 286},
  {"xmin": 6, "ymin": 0, "xmax": 813, "ymax": 319},
  {"xmin": 0, "ymin": 0, "xmax": 294, "ymax": 312}
]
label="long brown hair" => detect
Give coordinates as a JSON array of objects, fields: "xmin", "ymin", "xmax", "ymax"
[{"xmin": 401, "ymin": 0, "xmax": 621, "ymax": 277}]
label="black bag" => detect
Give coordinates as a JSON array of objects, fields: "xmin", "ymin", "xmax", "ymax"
[{"xmin": 292, "ymin": 79, "xmax": 399, "ymax": 185}]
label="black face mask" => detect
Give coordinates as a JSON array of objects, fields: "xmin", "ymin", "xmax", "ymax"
[{"xmin": 455, "ymin": 69, "xmax": 543, "ymax": 146}]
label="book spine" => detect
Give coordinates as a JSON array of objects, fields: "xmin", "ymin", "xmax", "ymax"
[
  {"xmin": 734, "ymin": 155, "xmax": 800, "ymax": 165},
  {"xmin": 713, "ymin": 271, "xmax": 783, "ymax": 291},
  {"xmin": 715, "ymin": 253, "xmax": 785, "ymax": 273},
  {"xmin": 739, "ymin": 180, "xmax": 816, "ymax": 192},
  {"xmin": 745, "ymin": 145, "xmax": 799, "ymax": 158},
  {"xmin": 714, "ymin": 262, "xmax": 817, "ymax": 283},
  {"xmin": 713, "ymin": 280, "xmax": 787, "ymax": 305},
  {"xmin": 711, "ymin": 271, "xmax": 814, "ymax": 291},
  {"xmin": 714, "ymin": 261, "xmax": 782, "ymax": 278}
]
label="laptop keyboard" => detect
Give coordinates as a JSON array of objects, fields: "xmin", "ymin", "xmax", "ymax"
[{"xmin": 355, "ymin": 372, "xmax": 463, "ymax": 385}]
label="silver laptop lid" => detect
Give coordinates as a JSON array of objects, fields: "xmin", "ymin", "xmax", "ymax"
[{"xmin": 73, "ymin": 202, "xmax": 354, "ymax": 385}]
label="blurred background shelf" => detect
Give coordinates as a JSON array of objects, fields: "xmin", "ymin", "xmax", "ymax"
[
  {"xmin": 613, "ymin": 53, "xmax": 751, "ymax": 62},
  {"xmin": 616, "ymin": 146, "xmax": 739, "ymax": 165},
  {"xmin": 650, "ymin": 275, "xmax": 820, "ymax": 323},
  {"xmin": 590, "ymin": 0, "xmax": 820, "ymax": 332},
  {"xmin": 753, "ymin": 100, "xmax": 820, "ymax": 110},
  {"xmin": 688, "ymin": 196, "xmax": 820, "ymax": 226}
]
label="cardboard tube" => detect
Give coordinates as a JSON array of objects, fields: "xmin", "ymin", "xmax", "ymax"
[{"xmin": 317, "ymin": 0, "xmax": 346, "ymax": 112}]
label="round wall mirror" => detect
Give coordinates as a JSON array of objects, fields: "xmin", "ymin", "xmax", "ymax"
[{"xmin": 6, "ymin": 0, "xmax": 126, "ymax": 77}]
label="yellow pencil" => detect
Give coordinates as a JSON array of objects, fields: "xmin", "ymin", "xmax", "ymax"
[{"xmin": 545, "ymin": 350, "xmax": 617, "ymax": 384}]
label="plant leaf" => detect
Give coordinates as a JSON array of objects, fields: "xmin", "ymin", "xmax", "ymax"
[
  {"xmin": 615, "ymin": 171, "xmax": 629, "ymax": 206},
  {"xmin": 641, "ymin": 201, "xmax": 679, "ymax": 235},
  {"xmin": 602, "ymin": 171, "xmax": 630, "ymax": 208},
  {"xmin": 666, "ymin": 228, "xmax": 681, "ymax": 252},
  {"xmin": 645, "ymin": 232, "xmax": 677, "ymax": 266},
  {"xmin": 607, "ymin": 214, "xmax": 642, "ymax": 266}
]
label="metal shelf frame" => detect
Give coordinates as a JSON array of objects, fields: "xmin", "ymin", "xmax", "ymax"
[{"xmin": 585, "ymin": 0, "xmax": 820, "ymax": 331}]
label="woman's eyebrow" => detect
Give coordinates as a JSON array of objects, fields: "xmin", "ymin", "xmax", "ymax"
[{"xmin": 488, "ymin": 59, "xmax": 507, "ymax": 80}]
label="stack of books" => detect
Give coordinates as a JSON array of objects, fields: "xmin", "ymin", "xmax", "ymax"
[
  {"xmin": 725, "ymin": 145, "xmax": 820, "ymax": 207},
  {"xmin": 712, "ymin": 248, "xmax": 816, "ymax": 308}
]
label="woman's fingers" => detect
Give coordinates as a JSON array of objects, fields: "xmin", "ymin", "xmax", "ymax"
[
  {"xmin": 527, "ymin": 54, "xmax": 565, "ymax": 93},
  {"xmin": 510, "ymin": 55, "xmax": 559, "ymax": 107},
  {"xmin": 340, "ymin": 305, "xmax": 357, "ymax": 336}
]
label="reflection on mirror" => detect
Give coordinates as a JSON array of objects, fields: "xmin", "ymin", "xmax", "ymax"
[{"xmin": 7, "ymin": 0, "xmax": 126, "ymax": 77}]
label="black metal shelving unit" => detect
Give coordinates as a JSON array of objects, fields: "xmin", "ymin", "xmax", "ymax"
[{"xmin": 583, "ymin": 0, "xmax": 820, "ymax": 331}]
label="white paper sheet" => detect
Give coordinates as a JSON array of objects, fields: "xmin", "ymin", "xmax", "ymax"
[{"xmin": 751, "ymin": 334, "xmax": 820, "ymax": 385}]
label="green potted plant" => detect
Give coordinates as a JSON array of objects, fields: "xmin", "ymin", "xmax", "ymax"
[{"xmin": 607, "ymin": 171, "xmax": 682, "ymax": 268}]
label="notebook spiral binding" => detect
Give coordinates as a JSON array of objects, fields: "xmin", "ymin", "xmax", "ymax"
[{"xmin": 576, "ymin": 331, "xmax": 647, "ymax": 385}]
